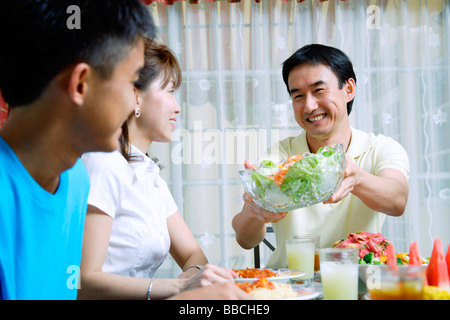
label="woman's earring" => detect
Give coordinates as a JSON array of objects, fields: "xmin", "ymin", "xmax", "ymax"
[{"xmin": 135, "ymin": 107, "xmax": 141, "ymax": 118}]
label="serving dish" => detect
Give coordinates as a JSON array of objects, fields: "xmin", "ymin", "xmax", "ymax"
[{"xmin": 240, "ymin": 145, "xmax": 345, "ymax": 213}]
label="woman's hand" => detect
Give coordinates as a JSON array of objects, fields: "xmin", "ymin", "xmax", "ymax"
[
  {"xmin": 169, "ymin": 282, "xmax": 253, "ymax": 300},
  {"xmin": 180, "ymin": 264, "xmax": 237, "ymax": 291}
]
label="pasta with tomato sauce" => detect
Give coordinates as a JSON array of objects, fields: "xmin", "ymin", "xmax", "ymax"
[
  {"xmin": 235, "ymin": 278, "xmax": 298, "ymax": 300},
  {"xmin": 233, "ymin": 268, "xmax": 278, "ymax": 279}
]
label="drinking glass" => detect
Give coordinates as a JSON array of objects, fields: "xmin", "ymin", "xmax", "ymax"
[
  {"xmin": 366, "ymin": 265, "xmax": 426, "ymax": 300},
  {"xmin": 319, "ymin": 248, "xmax": 359, "ymax": 300},
  {"xmin": 286, "ymin": 235, "xmax": 316, "ymax": 286}
]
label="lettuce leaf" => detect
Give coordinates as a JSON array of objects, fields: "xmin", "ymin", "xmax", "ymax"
[
  {"xmin": 241, "ymin": 145, "xmax": 345, "ymax": 212},
  {"xmin": 251, "ymin": 146, "xmax": 344, "ymax": 206},
  {"xmin": 279, "ymin": 146, "xmax": 344, "ymax": 203}
]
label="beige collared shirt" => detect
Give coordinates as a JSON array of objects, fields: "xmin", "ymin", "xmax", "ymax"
[{"xmin": 260, "ymin": 127, "xmax": 410, "ymax": 268}]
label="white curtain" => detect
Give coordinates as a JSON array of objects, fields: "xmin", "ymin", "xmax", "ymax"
[{"xmin": 146, "ymin": 0, "xmax": 450, "ymax": 277}]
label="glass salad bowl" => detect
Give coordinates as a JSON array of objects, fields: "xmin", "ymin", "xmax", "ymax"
[{"xmin": 239, "ymin": 144, "xmax": 346, "ymax": 213}]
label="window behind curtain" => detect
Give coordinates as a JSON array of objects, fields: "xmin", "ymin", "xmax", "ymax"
[{"xmin": 146, "ymin": 0, "xmax": 449, "ymax": 278}]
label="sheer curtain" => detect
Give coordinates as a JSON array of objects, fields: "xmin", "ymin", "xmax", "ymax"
[{"xmin": 144, "ymin": 0, "xmax": 450, "ymax": 277}]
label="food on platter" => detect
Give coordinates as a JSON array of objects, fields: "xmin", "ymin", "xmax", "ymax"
[
  {"xmin": 333, "ymin": 232, "xmax": 391, "ymax": 260},
  {"xmin": 235, "ymin": 278, "xmax": 275, "ymax": 292},
  {"xmin": 360, "ymin": 251, "xmax": 430, "ymax": 266},
  {"xmin": 334, "ymin": 232, "xmax": 430, "ymax": 265},
  {"xmin": 422, "ymin": 239, "xmax": 450, "ymax": 299},
  {"xmin": 408, "ymin": 241, "xmax": 423, "ymax": 265},
  {"xmin": 386, "ymin": 239, "xmax": 450, "ymax": 300},
  {"xmin": 426, "ymin": 238, "xmax": 449, "ymax": 290},
  {"xmin": 356, "ymin": 236, "xmax": 450, "ymax": 300},
  {"xmin": 233, "ymin": 268, "xmax": 306, "ymax": 282},
  {"xmin": 239, "ymin": 144, "xmax": 345, "ymax": 213},
  {"xmin": 386, "ymin": 243, "xmax": 398, "ymax": 270},
  {"xmin": 423, "ymin": 286, "xmax": 450, "ymax": 300},
  {"xmin": 233, "ymin": 268, "xmax": 277, "ymax": 279},
  {"xmin": 365, "ymin": 238, "xmax": 450, "ymax": 300},
  {"xmin": 235, "ymin": 278, "xmax": 298, "ymax": 300}
]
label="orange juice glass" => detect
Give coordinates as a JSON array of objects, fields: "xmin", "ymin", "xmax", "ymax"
[{"xmin": 366, "ymin": 265, "xmax": 425, "ymax": 300}]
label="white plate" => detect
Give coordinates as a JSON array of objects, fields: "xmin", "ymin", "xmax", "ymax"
[
  {"xmin": 234, "ymin": 268, "xmax": 305, "ymax": 282},
  {"xmin": 283, "ymin": 285, "xmax": 321, "ymax": 300}
]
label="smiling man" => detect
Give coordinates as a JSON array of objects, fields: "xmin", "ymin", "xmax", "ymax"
[
  {"xmin": 232, "ymin": 44, "xmax": 410, "ymax": 268},
  {"xmin": 0, "ymin": 0, "xmax": 155, "ymax": 300}
]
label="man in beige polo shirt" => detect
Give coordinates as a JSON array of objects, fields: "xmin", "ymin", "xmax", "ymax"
[{"xmin": 232, "ymin": 44, "xmax": 410, "ymax": 268}]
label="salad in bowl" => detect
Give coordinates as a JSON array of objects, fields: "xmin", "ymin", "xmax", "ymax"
[{"xmin": 239, "ymin": 144, "xmax": 345, "ymax": 213}]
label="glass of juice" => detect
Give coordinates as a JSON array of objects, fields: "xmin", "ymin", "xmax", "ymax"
[
  {"xmin": 319, "ymin": 248, "xmax": 359, "ymax": 300},
  {"xmin": 286, "ymin": 236, "xmax": 316, "ymax": 286},
  {"xmin": 366, "ymin": 265, "xmax": 425, "ymax": 300},
  {"xmin": 311, "ymin": 235, "xmax": 321, "ymax": 272}
]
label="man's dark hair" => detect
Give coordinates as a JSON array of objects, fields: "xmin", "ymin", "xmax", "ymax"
[
  {"xmin": 282, "ymin": 44, "xmax": 357, "ymax": 115},
  {"xmin": 0, "ymin": 0, "xmax": 156, "ymax": 107}
]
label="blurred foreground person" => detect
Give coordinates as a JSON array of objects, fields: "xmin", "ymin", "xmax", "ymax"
[{"xmin": 0, "ymin": 0, "xmax": 155, "ymax": 300}]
